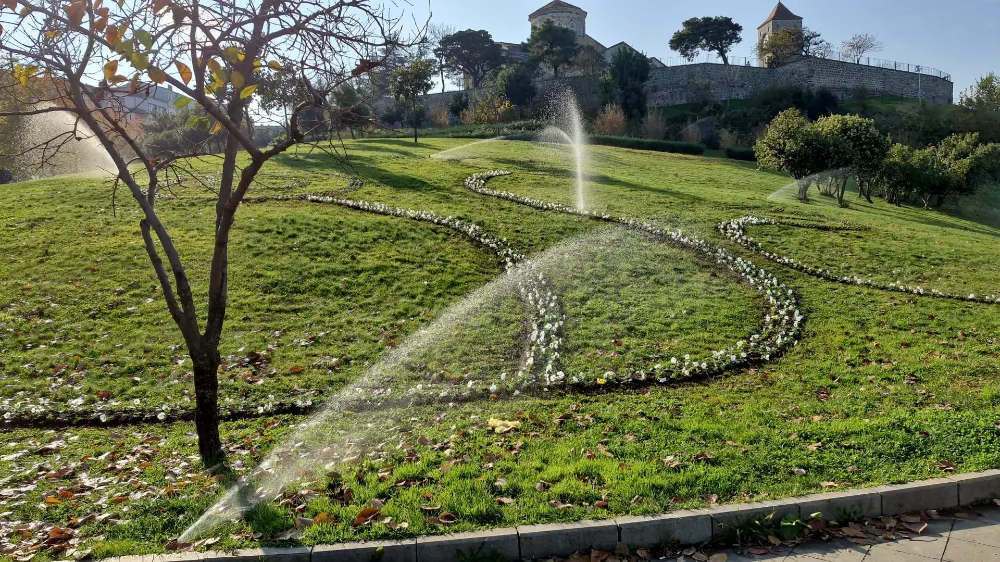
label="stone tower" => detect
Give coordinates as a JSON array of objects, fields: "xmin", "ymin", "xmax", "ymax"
[
  {"xmin": 757, "ymin": 2, "xmax": 803, "ymax": 49},
  {"xmin": 529, "ymin": 0, "xmax": 587, "ymax": 38}
]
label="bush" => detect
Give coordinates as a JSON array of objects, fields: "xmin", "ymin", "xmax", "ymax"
[
  {"xmin": 591, "ymin": 135, "xmax": 705, "ymax": 155},
  {"xmin": 430, "ymin": 105, "xmax": 450, "ymax": 128},
  {"xmin": 592, "ymin": 104, "xmax": 628, "ymax": 136},
  {"xmin": 725, "ymin": 147, "xmax": 757, "ymax": 161},
  {"xmin": 449, "ymin": 92, "xmax": 470, "ymax": 118},
  {"xmin": 639, "ymin": 111, "xmax": 666, "ymax": 140}
]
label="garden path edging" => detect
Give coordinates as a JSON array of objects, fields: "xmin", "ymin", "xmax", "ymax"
[{"xmin": 112, "ymin": 469, "xmax": 1000, "ymax": 562}]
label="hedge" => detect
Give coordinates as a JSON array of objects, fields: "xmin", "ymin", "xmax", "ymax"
[
  {"xmin": 590, "ymin": 136, "xmax": 705, "ymax": 155},
  {"xmin": 725, "ymin": 146, "xmax": 757, "ymax": 162}
]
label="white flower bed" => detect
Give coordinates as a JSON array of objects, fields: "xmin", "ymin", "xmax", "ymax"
[
  {"xmin": 720, "ymin": 216, "xmax": 1000, "ymax": 305},
  {"xmin": 464, "ymin": 171, "xmax": 804, "ymax": 387}
]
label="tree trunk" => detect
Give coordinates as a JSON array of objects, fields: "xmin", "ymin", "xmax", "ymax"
[
  {"xmin": 720, "ymin": 52, "xmax": 729, "ymax": 65},
  {"xmin": 412, "ymin": 100, "xmax": 418, "ymax": 143},
  {"xmin": 192, "ymin": 350, "xmax": 223, "ymax": 464}
]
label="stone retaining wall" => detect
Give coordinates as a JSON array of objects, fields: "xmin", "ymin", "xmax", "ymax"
[{"xmin": 423, "ymin": 56, "xmax": 953, "ymax": 109}]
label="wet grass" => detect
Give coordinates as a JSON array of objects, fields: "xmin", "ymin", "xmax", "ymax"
[{"xmin": 3, "ymin": 138, "xmax": 1000, "ymax": 559}]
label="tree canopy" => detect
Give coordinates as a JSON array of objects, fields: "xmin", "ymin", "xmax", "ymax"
[
  {"xmin": 495, "ymin": 64, "xmax": 537, "ymax": 117},
  {"xmin": 0, "ymin": 0, "xmax": 411, "ymax": 463},
  {"xmin": 604, "ymin": 46, "xmax": 651, "ymax": 121},
  {"xmin": 960, "ymin": 73, "xmax": 1000, "ymax": 112},
  {"xmin": 433, "ymin": 29, "xmax": 505, "ymax": 90},
  {"xmin": 390, "ymin": 58, "xmax": 436, "ymax": 142},
  {"xmin": 668, "ymin": 16, "xmax": 743, "ymax": 65},
  {"xmin": 841, "ymin": 33, "xmax": 883, "ymax": 63},
  {"xmin": 525, "ymin": 19, "xmax": 580, "ymax": 78}
]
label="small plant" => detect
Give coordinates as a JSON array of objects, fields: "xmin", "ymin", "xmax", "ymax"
[
  {"xmin": 592, "ymin": 104, "xmax": 628, "ymax": 136},
  {"xmin": 835, "ymin": 505, "xmax": 865, "ymax": 524}
]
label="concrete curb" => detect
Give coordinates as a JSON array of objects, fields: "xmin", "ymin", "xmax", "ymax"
[{"xmin": 121, "ymin": 470, "xmax": 1000, "ymax": 562}]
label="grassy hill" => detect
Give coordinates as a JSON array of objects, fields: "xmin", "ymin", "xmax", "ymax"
[{"xmin": 2, "ymin": 139, "xmax": 1000, "ymax": 559}]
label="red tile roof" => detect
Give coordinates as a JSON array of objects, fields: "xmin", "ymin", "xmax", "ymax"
[
  {"xmin": 529, "ymin": 0, "xmax": 586, "ymax": 20},
  {"xmin": 760, "ymin": 1, "xmax": 802, "ymax": 27}
]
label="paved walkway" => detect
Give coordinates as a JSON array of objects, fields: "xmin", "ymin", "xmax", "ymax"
[{"xmin": 707, "ymin": 505, "xmax": 1000, "ymax": 561}]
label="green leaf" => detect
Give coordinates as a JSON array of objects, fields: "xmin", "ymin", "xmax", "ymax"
[
  {"xmin": 173, "ymin": 96, "xmax": 192, "ymax": 108},
  {"xmin": 135, "ymin": 29, "xmax": 153, "ymax": 50}
]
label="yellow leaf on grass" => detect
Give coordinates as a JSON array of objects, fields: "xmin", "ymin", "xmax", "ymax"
[{"xmin": 487, "ymin": 418, "xmax": 521, "ymax": 434}]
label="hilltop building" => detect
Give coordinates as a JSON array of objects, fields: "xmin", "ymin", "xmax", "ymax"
[
  {"xmin": 757, "ymin": 1, "xmax": 804, "ymax": 51},
  {"xmin": 498, "ymin": 0, "xmax": 665, "ymax": 73},
  {"xmin": 425, "ymin": 1, "xmax": 953, "ymax": 108}
]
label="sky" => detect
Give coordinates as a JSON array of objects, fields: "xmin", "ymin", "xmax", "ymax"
[{"xmin": 403, "ymin": 0, "xmax": 1000, "ymax": 98}]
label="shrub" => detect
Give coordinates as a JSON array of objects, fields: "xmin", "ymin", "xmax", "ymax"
[
  {"xmin": 725, "ymin": 147, "xmax": 757, "ymax": 161},
  {"xmin": 680, "ymin": 123, "xmax": 703, "ymax": 144},
  {"xmin": 430, "ymin": 105, "xmax": 450, "ymax": 128},
  {"xmin": 590, "ymin": 135, "xmax": 705, "ymax": 155},
  {"xmin": 754, "ymin": 109, "xmax": 832, "ymax": 200},
  {"xmin": 592, "ymin": 104, "xmax": 628, "ymax": 136},
  {"xmin": 719, "ymin": 128, "xmax": 740, "ymax": 150},
  {"xmin": 449, "ymin": 92, "xmax": 470, "ymax": 118},
  {"xmin": 639, "ymin": 111, "xmax": 666, "ymax": 140}
]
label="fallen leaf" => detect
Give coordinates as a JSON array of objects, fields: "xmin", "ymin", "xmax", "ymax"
[
  {"xmin": 708, "ymin": 554, "xmax": 728, "ymax": 562},
  {"xmin": 495, "ymin": 497, "xmax": 515, "ymax": 505},
  {"xmin": 902, "ymin": 522, "xmax": 928, "ymax": 534},
  {"xmin": 487, "ymin": 418, "xmax": 521, "ymax": 434},
  {"xmin": 313, "ymin": 512, "xmax": 334, "ymax": 525},
  {"xmin": 703, "ymin": 494, "xmax": 718, "ymax": 504},
  {"xmin": 437, "ymin": 511, "xmax": 457, "ymax": 525},
  {"xmin": 352, "ymin": 507, "xmax": 380, "ymax": 527}
]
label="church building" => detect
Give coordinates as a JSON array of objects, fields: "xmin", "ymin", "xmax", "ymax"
[{"xmin": 500, "ymin": 0, "xmax": 665, "ymax": 72}]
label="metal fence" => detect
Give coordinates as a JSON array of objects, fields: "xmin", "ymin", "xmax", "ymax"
[{"xmin": 659, "ymin": 52, "xmax": 952, "ymax": 82}]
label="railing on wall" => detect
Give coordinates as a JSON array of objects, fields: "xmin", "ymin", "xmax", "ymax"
[{"xmin": 659, "ymin": 52, "xmax": 952, "ymax": 82}]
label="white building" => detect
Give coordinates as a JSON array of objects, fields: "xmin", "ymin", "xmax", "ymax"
[{"xmin": 99, "ymin": 82, "xmax": 190, "ymax": 122}]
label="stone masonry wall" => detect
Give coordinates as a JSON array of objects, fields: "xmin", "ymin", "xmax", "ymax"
[{"xmin": 421, "ymin": 56, "xmax": 953, "ymax": 110}]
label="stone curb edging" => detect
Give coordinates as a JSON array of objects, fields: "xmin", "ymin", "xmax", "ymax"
[{"xmin": 115, "ymin": 469, "xmax": 1000, "ymax": 562}]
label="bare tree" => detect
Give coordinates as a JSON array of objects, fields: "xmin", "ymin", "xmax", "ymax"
[
  {"xmin": 0, "ymin": 0, "xmax": 415, "ymax": 464},
  {"xmin": 841, "ymin": 33, "xmax": 884, "ymax": 63},
  {"xmin": 427, "ymin": 22, "xmax": 456, "ymax": 93}
]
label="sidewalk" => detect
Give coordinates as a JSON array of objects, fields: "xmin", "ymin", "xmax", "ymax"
[{"xmin": 711, "ymin": 505, "xmax": 1000, "ymax": 561}]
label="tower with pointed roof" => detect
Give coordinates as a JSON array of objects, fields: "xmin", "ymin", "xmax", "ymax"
[{"xmin": 757, "ymin": 1, "xmax": 804, "ymax": 57}]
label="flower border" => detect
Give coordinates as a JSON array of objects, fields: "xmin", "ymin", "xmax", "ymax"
[{"xmin": 719, "ymin": 216, "xmax": 1000, "ymax": 305}]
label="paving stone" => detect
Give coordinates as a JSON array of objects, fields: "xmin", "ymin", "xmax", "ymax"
[
  {"xmin": 617, "ymin": 510, "xmax": 712, "ymax": 548},
  {"xmin": 862, "ymin": 546, "xmax": 939, "ymax": 561},
  {"xmin": 782, "ymin": 540, "xmax": 867, "ymax": 561},
  {"xmin": 949, "ymin": 516, "xmax": 1000, "ymax": 547},
  {"xmin": 795, "ymin": 490, "xmax": 881, "ymax": 522},
  {"xmin": 866, "ymin": 536, "xmax": 948, "ymax": 561},
  {"xmin": 416, "ymin": 529, "xmax": 519, "ymax": 561},
  {"xmin": 517, "ymin": 519, "xmax": 618, "ymax": 560},
  {"xmin": 706, "ymin": 500, "xmax": 800, "ymax": 539},
  {"xmin": 942, "ymin": 537, "xmax": 1000, "ymax": 561},
  {"xmin": 878, "ymin": 478, "xmax": 958, "ymax": 515},
  {"xmin": 313, "ymin": 539, "xmax": 415, "ymax": 562},
  {"xmin": 949, "ymin": 469, "xmax": 1000, "ymax": 506}
]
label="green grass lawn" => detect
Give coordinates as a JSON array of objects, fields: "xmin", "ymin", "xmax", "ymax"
[{"xmin": 3, "ymin": 137, "xmax": 1000, "ymax": 560}]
